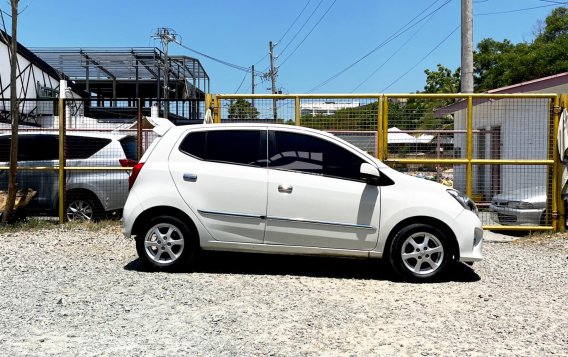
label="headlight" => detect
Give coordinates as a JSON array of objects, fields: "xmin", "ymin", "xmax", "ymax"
[
  {"xmin": 447, "ymin": 189, "xmax": 478, "ymax": 213},
  {"xmin": 507, "ymin": 201, "xmax": 534, "ymax": 209}
]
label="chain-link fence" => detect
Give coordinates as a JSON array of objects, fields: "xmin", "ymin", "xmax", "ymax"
[
  {"xmin": 0, "ymin": 94, "xmax": 561, "ymax": 230},
  {"xmin": 0, "ymin": 98, "xmax": 205, "ymax": 222},
  {"xmin": 213, "ymin": 93, "xmax": 560, "ymax": 231}
]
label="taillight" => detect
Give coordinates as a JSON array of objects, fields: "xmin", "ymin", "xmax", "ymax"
[
  {"xmin": 128, "ymin": 162, "xmax": 144, "ymax": 190},
  {"xmin": 119, "ymin": 159, "xmax": 137, "ymax": 167}
]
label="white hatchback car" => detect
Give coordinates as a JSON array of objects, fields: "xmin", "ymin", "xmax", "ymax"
[{"xmin": 123, "ymin": 124, "xmax": 483, "ymax": 282}]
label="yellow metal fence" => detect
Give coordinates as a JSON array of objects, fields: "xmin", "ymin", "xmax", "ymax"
[
  {"xmin": 0, "ymin": 94, "xmax": 564, "ymax": 230},
  {"xmin": 211, "ymin": 93, "xmax": 563, "ymax": 231}
]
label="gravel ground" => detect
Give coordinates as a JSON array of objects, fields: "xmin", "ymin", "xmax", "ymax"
[{"xmin": 1, "ymin": 224, "xmax": 567, "ymax": 356}]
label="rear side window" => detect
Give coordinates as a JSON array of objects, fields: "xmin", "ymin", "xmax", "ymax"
[
  {"xmin": 66, "ymin": 136, "xmax": 112, "ymax": 159},
  {"xmin": 0, "ymin": 134, "xmax": 112, "ymax": 161},
  {"xmin": 179, "ymin": 130, "xmax": 266, "ymax": 167},
  {"xmin": 0, "ymin": 137, "xmax": 9, "ymax": 161},
  {"xmin": 119, "ymin": 136, "xmax": 138, "ymax": 160},
  {"xmin": 0, "ymin": 135, "xmax": 59, "ymax": 161}
]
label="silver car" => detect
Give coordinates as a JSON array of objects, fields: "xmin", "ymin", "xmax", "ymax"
[
  {"xmin": 0, "ymin": 132, "xmax": 137, "ymax": 220},
  {"xmin": 489, "ymin": 186, "xmax": 547, "ymax": 226}
]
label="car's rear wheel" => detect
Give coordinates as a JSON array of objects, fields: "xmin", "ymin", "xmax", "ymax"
[
  {"xmin": 389, "ymin": 223, "xmax": 451, "ymax": 282},
  {"xmin": 136, "ymin": 216, "xmax": 197, "ymax": 270}
]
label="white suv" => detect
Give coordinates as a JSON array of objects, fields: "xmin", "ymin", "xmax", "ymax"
[{"xmin": 123, "ymin": 124, "xmax": 483, "ymax": 281}]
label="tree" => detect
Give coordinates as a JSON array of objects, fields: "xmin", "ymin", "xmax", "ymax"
[
  {"xmin": 539, "ymin": 7, "xmax": 568, "ymax": 42},
  {"xmin": 424, "ymin": 64, "xmax": 460, "ymax": 94},
  {"xmin": 2, "ymin": 0, "xmax": 20, "ymax": 223},
  {"xmin": 473, "ymin": 7, "xmax": 568, "ymax": 92},
  {"xmin": 227, "ymin": 99, "xmax": 259, "ymax": 120},
  {"xmin": 423, "ymin": 7, "xmax": 568, "ymax": 93}
]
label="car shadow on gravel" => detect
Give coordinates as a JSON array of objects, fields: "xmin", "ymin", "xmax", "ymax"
[{"xmin": 124, "ymin": 252, "xmax": 480, "ymax": 283}]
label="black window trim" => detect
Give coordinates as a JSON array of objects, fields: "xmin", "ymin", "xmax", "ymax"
[
  {"xmin": 178, "ymin": 128, "xmax": 269, "ymax": 168},
  {"xmin": 267, "ymin": 129, "xmax": 377, "ymax": 183}
]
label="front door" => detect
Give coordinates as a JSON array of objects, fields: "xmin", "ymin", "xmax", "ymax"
[{"xmin": 264, "ymin": 130, "xmax": 380, "ymax": 251}]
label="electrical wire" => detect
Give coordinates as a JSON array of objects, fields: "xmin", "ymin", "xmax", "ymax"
[
  {"xmin": 351, "ymin": 11, "xmax": 435, "ymax": 93},
  {"xmin": 279, "ymin": 0, "xmax": 337, "ymax": 67},
  {"xmin": 381, "ymin": 24, "xmax": 461, "ymax": 92},
  {"xmin": 249, "ymin": 1, "xmax": 314, "ymax": 76},
  {"xmin": 306, "ymin": 0, "xmax": 451, "ymax": 93},
  {"xmin": 476, "ymin": 3, "xmax": 560, "ymax": 16},
  {"xmin": 175, "ymin": 40, "xmax": 261, "ymax": 75},
  {"xmin": 278, "ymin": 0, "xmax": 325, "ymax": 57},
  {"xmin": 234, "ymin": 71, "xmax": 248, "ymax": 93},
  {"xmin": 277, "ymin": 0, "xmax": 313, "ymax": 45},
  {"xmin": 537, "ymin": 0, "xmax": 567, "ymax": 5}
]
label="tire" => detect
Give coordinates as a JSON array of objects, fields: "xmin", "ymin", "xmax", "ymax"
[
  {"xmin": 389, "ymin": 223, "xmax": 452, "ymax": 282},
  {"xmin": 65, "ymin": 195, "xmax": 101, "ymax": 221},
  {"xmin": 135, "ymin": 216, "xmax": 197, "ymax": 271}
]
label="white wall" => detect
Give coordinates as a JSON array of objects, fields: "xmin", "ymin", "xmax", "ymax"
[{"xmin": 453, "ymin": 98, "xmax": 549, "ymax": 198}]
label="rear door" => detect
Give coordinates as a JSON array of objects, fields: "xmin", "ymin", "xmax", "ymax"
[{"xmin": 169, "ymin": 128, "xmax": 269, "ymax": 244}]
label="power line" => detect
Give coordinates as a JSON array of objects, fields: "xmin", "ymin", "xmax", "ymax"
[
  {"xmin": 381, "ymin": 24, "xmax": 461, "ymax": 92},
  {"xmin": 351, "ymin": 12, "xmax": 435, "ymax": 93},
  {"xmin": 175, "ymin": 40, "xmax": 262, "ymax": 75},
  {"xmin": 248, "ymin": 1, "xmax": 314, "ymax": 80},
  {"xmin": 278, "ymin": 0, "xmax": 325, "ymax": 57},
  {"xmin": 280, "ymin": 0, "xmax": 337, "ymax": 67},
  {"xmin": 277, "ymin": 0, "xmax": 313, "ymax": 45},
  {"xmin": 234, "ymin": 71, "xmax": 248, "ymax": 93},
  {"xmin": 306, "ymin": 0, "xmax": 451, "ymax": 93},
  {"xmin": 476, "ymin": 3, "xmax": 560, "ymax": 16}
]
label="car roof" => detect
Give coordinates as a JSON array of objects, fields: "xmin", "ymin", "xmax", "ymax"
[{"xmin": 170, "ymin": 123, "xmax": 338, "ymax": 139}]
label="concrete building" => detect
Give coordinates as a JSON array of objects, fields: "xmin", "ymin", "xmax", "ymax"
[
  {"xmin": 437, "ymin": 72, "xmax": 568, "ymax": 201},
  {"xmin": 300, "ymin": 101, "xmax": 360, "ymax": 116}
]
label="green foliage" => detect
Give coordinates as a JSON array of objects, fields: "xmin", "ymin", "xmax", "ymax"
[
  {"xmin": 227, "ymin": 99, "xmax": 259, "ymax": 120},
  {"xmin": 424, "ymin": 64, "xmax": 460, "ymax": 94},
  {"xmin": 473, "ymin": 7, "xmax": 568, "ymax": 92}
]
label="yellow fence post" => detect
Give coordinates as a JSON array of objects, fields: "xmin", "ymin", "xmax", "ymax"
[
  {"xmin": 382, "ymin": 96, "xmax": 389, "ymax": 161},
  {"xmin": 295, "ymin": 96, "xmax": 301, "ymax": 126},
  {"xmin": 58, "ymin": 98, "xmax": 65, "ymax": 224},
  {"xmin": 466, "ymin": 96, "xmax": 473, "ymax": 198},
  {"xmin": 213, "ymin": 95, "xmax": 220, "ymax": 124},
  {"xmin": 377, "ymin": 96, "xmax": 384, "ymax": 161},
  {"xmin": 553, "ymin": 95, "xmax": 563, "ymax": 231}
]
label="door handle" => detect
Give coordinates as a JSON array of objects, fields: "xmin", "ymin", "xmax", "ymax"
[
  {"xmin": 183, "ymin": 173, "xmax": 198, "ymax": 182},
  {"xmin": 278, "ymin": 184, "xmax": 293, "ymax": 194}
]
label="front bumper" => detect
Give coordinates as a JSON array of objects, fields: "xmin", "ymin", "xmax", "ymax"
[
  {"xmin": 453, "ymin": 209, "xmax": 484, "ymax": 262},
  {"xmin": 489, "ymin": 204, "xmax": 544, "ymax": 226}
]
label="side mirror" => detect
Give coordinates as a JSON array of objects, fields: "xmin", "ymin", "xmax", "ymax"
[{"xmin": 360, "ymin": 163, "xmax": 380, "ymax": 182}]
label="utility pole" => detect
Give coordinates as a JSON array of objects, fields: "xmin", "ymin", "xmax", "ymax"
[
  {"xmin": 269, "ymin": 41, "xmax": 278, "ymax": 120},
  {"xmin": 461, "ymin": 0, "xmax": 474, "ymax": 93},
  {"xmin": 152, "ymin": 28, "xmax": 178, "ymax": 118},
  {"xmin": 251, "ymin": 64, "xmax": 255, "ymax": 109}
]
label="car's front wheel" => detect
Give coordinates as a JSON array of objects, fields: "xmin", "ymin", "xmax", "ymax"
[
  {"xmin": 389, "ymin": 223, "xmax": 451, "ymax": 282},
  {"xmin": 136, "ymin": 216, "xmax": 197, "ymax": 270}
]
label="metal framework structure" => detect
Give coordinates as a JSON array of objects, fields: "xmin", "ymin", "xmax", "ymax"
[
  {"xmin": 31, "ymin": 47, "xmax": 210, "ymax": 121},
  {"xmin": 0, "ymin": 30, "xmax": 83, "ymax": 125}
]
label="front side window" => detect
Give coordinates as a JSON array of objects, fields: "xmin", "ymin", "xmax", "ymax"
[
  {"xmin": 179, "ymin": 129, "xmax": 267, "ymax": 167},
  {"xmin": 268, "ymin": 131, "xmax": 365, "ymax": 181}
]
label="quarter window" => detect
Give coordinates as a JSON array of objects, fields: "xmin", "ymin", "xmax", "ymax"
[
  {"xmin": 179, "ymin": 130, "xmax": 266, "ymax": 167},
  {"xmin": 269, "ymin": 131, "xmax": 365, "ymax": 181}
]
